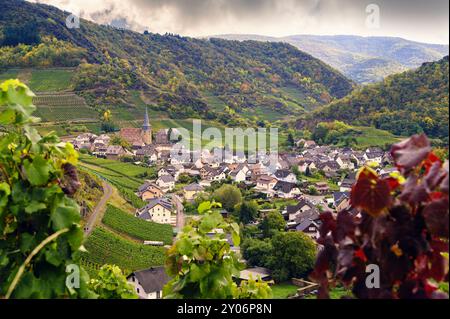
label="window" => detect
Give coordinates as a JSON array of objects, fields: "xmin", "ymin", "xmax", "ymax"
[{"xmin": 137, "ymin": 288, "xmax": 140, "ymax": 294}]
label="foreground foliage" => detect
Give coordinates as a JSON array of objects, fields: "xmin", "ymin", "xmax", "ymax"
[
  {"xmin": 89, "ymin": 265, "xmax": 137, "ymax": 299},
  {"xmin": 164, "ymin": 201, "xmax": 272, "ymax": 299},
  {"xmin": 0, "ymin": 80, "xmax": 134, "ymax": 299},
  {"xmin": 0, "ymin": 80, "xmax": 94, "ymax": 298},
  {"xmin": 312, "ymin": 134, "xmax": 449, "ymax": 299}
]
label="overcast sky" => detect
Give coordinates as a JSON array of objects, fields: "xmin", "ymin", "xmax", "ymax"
[{"xmin": 31, "ymin": 0, "xmax": 449, "ymax": 44}]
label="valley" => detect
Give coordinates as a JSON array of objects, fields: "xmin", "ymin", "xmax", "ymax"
[{"xmin": 0, "ymin": 0, "xmax": 448, "ymax": 302}]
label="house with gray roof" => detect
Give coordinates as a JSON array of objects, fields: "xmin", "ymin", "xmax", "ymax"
[{"xmin": 127, "ymin": 267, "xmax": 170, "ymax": 299}]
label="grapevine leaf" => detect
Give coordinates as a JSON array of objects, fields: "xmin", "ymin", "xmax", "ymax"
[
  {"xmin": 0, "ymin": 182, "xmax": 11, "ymax": 209},
  {"xmin": 198, "ymin": 201, "xmax": 212, "ymax": 214},
  {"xmin": 351, "ymin": 167, "xmax": 392, "ymax": 217},
  {"xmin": 25, "ymin": 201, "xmax": 46, "ymax": 214},
  {"xmin": 176, "ymin": 237, "xmax": 194, "ymax": 256},
  {"xmin": 50, "ymin": 197, "xmax": 80, "ymax": 230},
  {"xmin": 391, "ymin": 134, "xmax": 431, "ymax": 172},
  {"xmin": 23, "ymin": 156, "xmax": 52, "ymax": 186},
  {"xmin": 423, "ymin": 199, "xmax": 449, "ymax": 238}
]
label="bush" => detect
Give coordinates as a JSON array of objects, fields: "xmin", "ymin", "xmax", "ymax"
[
  {"xmin": 268, "ymin": 232, "xmax": 316, "ymax": 282},
  {"xmin": 212, "ymin": 184, "xmax": 243, "ymax": 212}
]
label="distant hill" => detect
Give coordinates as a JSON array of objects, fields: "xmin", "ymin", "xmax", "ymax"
[
  {"xmin": 215, "ymin": 34, "xmax": 449, "ymax": 84},
  {"xmin": 309, "ymin": 56, "xmax": 449, "ymax": 141},
  {"xmin": 0, "ymin": 0, "xmax": 354, "ymax": 127}
]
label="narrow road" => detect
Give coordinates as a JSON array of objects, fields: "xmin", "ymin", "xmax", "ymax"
[
  {"xmin": 171, "ymin": 194, "xmax": 185, "ymax": 230},
  {"xmin": 84, "ymin": 181, "xmax": 113, "ymax": 236}
]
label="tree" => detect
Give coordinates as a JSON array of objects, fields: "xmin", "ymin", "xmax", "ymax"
[
  {"xmin": 2, "ymin": 22, "xmax": 41, "ymax": 46},
  {"xmin": 110, "ymin": 135, "xmax": 130, "ymax": 149},
  {"xmin": 241, "ymin": 238, "xmax": 272, "ymax": 267},
  {"xmin": 287, "ymin": 133, "xmax": 295, "ymax": 148},
  {"xmin": 212, "ymin": 184, "xmax": 243, "ymax": 212},
  {"xmin": 260, "ymin": 211, "xmax": 286, "ymax": 238},
  {"xmin": 234, "ymin": 200, "xmax": 259, "ymax": 224},
  {"xmin": 163, "ymin": 201, "xmax": 271, "ymax": 299},
  {"xmin": 268, "ymin": 232, "xmax": 316, "ymax": 282},
  {"xmin": 312, "ymin": 134, "xmax": 449, "ymax": 299}
]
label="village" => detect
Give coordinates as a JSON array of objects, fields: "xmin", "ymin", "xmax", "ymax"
[{"xmin": 71, "ymin": 109, "xmax": 398, "ymax": 299}]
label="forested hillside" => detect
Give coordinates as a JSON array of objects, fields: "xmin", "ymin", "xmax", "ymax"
[
  {"xmin": 0, "ymin": 0, "xmax": 354, "ymax": 125},
  {"xmin": 217, "ymin": 34, "xmax": 449, "ymax": 84},
  {"xmin": 309, "ymin": 56, "xmax": 449, "ymax": 141}
]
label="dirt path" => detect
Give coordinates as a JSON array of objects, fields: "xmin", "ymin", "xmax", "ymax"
[{"xmin": 84, "ymin": 181, "xmax": 113, "ymax": 236}]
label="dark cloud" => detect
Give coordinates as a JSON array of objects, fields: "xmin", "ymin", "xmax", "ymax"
[{"xmin": 29, "ymin": 0, "xmax": 449, "ymax": 43}]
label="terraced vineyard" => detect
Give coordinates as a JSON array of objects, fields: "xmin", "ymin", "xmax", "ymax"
[
  {"xmin": 102, "ymin": 205, "xmax": 174, "ymax": 244},
  {"xmin": 33, "ymin": 93, "xmax": 98, "ymax": 122},
  {"xmin": 83, "ymin": 227, "xmax": 166, "ymax": 273},
  {"xmin": 79, "ymin": 155, "xmax": 157, "ymax": 192}
]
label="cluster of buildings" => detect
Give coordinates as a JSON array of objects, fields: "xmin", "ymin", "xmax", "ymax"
[{"xmin": 72, "ymin": 110, "xmax": 397, "ymax": 252}]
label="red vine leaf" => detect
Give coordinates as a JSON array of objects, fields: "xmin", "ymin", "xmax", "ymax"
[
  {"xmin": 423, "ymin": 199, "xmax": 449, "ymax": 238},
  {"xmin": 351, "ymin": 167, "xmax": 392, "ymax": 217},
  {"xmin": 391, "ymin": 134, "xmax": 431, "ymax": 172}
]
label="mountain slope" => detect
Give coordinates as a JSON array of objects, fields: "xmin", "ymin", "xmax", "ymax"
[
  {"xmin": 216, "ymin": 34, "xmax": 449, "ymax": 84},
  {"xmin": 309, "ymin": 56, "xmax": 449, "ymax": 140},
  {"xmin": 0, "ymin": 0, "xmax": 354, "ymax": 126}
]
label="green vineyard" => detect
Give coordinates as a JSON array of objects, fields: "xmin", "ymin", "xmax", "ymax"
[
  {"xmin": 102, "ymin": 205, "xmax": 173, "ymax": 244},
  {"xmin": 33, "ymin": 93, "xmax": 98, "ymax": 122},
  {"xmin": 28, "ymin": 69, "xmax": 74, "ymax": 92},
  {"xmin": 79, "ymin": 155, "xmax": 157, "ymax": 192},
  {"xmin": 83, "ymin": 227, "xmax": 166, "ymax": 272}
]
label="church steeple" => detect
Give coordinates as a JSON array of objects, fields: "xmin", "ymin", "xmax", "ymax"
[
  {"xmin": 143, "ymin": 107, "xmax": 151, "ymax": 131},
  {"xmin": 142, "ymin": 107, "xmax": 152, "ymax": 145}
]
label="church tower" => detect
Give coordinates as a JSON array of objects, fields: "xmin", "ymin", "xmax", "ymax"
[{"xmin": 142, "ymin": 107, "xmax": 152, "ymax": 145}]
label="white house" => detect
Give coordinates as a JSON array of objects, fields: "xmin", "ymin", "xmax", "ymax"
[
  {"xmin": 127, "ymin": 267, "xmax": 170, "ymax": 299},
  {"xmin": 137, "ymin": 198, "xmax": 174, "ymax": 224},
  {"xmin": 273, "ymin": 181, "xmax": 301, "ymax": 199},
  {"xmin": 274, "ymin": 169, "xmax": 298, "ymax": 184},
  {"xmin": 229, "ymin": 164, "xmax": 249, "ymax": 183},
  {"xmin": 156, "ymin": 175, "xmax": 175, "ymax": 192}
]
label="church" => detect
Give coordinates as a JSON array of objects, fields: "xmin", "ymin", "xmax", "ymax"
[{"xmin": 120, "ymin": 108, "xmax": 152, "ymax": 148}]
